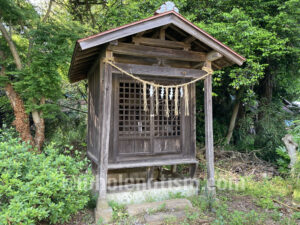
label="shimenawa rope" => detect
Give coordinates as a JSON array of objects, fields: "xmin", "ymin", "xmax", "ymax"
[{"xmin": 103, "ymin": 58, "xmax": 213, "ymax": 116}]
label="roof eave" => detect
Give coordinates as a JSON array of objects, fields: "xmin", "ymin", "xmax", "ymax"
[
  {"xmin": 69, "ymin": 10, "xmax": 246, "ymax": 83},
  {"xmin": 77, "ymin": 11, "xmax": 245, "ymax": 66},
  {"xmin": 68, "ymin": 42, "xmax": 80, "ymax": 83}
]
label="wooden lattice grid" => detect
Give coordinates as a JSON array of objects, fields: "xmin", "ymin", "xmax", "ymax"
[{"xmin": 118, "ymin": 79, "xmax": 181, "ymax": 138}]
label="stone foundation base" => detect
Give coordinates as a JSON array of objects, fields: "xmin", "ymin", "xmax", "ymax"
[
  {"xmin": 106, "ymin": 178, "xmax": 199, "ymax": 205},
  {"xmin": 94, "ymin": 199, "xmax": 113, "ymax": 224}
]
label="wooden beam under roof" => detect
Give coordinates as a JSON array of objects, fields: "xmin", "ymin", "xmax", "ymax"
[
  {"xmin": 75, "ymin": 51, "xmax": 100, "ymax": 61},
  {"xmin": 184, "ymin": 36, "xmax": 196, "ymax": 43},
  {"xmin": 165, "ymin": 33, "xmax": 177, "ymax": 41},
  {"xmin": 74, "ymin": 56, "xmax": 98, "ymax": 64},
  {"xmin": 207, "ymin": 50, "xmax": 223, "ymax": 61},
  {"xmin": 111, "ymin": 62, "xmax": 207, "ymax": 78},
  {"xmin": 160, "ymin": 27, "xmax": 165, "ymax": 40},
  {"xmin": 107, "ymin": 42, "xmax": 206, "ymax": 62},
  {"xmin": 132, "ymin": 37, "xmax": 190, "ymax": 49}
]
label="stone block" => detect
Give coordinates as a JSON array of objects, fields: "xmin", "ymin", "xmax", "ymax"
[
  {"xmin": 144, "ymin": 211, "xmax": 186, "ymax": 225},
  {"xmin": 94, "ymin": 199, "xmax": 113, "ymax": 224},
  {"xmin": 127, "ymin": 198, "xmax": 192, "ymax": 217}
]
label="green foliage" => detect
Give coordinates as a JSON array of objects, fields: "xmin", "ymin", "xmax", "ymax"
[
  {"xmin": 147, "ymin": 203, "xmax": 167, "ymax": 215},
  {"xmin": 274, "ymin": 120, "xmax": 300, "ymax": 201},
  {"xmin": 46, "ymin": 111, "xmax": 87, "ymax": 151},
  {"xmin": 276, "ymin": 146, "xmax": 290, "ymax": 175},
  {"xmin": 191, "ymin": 194, "xmax": 266, "ymax": 225},
  {"xmin": 292, "ymin": 156, "xmax": 300, "ymax": 202},
  {"xmin": 0, "ymin": 96, "xmax": 14, "ymax": 126},
  {"xmin": 289, "ymin": 120, "xmax": 300, "ymax": 146},
  {"xmin": 183, "ymin": 0, "xmax": 300, "ymax": 152},
  {"xmin": 236, "ymin": 101, "xmax": 288, "ymax": 161},
  {"xmin": 213, "ymin": 207, "xmax": 264, "ymax": 225},
  {"xmin": 0, "ymin": 0, "xmax": 38, "ymax": 25},
  {"xmin": 109, "ymin": 201, "xmax": 128, "ymax": 222},
  {"xmin": 0, "ymin": 0, "xmax": 92, "ymax": 136},
  {"xmin": 0, "ymin": 129, "xmax": 93, "ymax": 224},
  {"xmin": 168, "ymin": 191, "xmax": 185, "ymax": 199},
  {"xmin": 12, "ymin": 19, "xmax": 87, "ymax": 116}
]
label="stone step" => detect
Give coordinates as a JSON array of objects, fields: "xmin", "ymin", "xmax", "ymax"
[
  {"xmin": 127, "ymin": 198, "xmax": 193, "ymax": 217},
  {"xmin": 144, "ymin": 210, "xmax": 186, "ymax": 225}
]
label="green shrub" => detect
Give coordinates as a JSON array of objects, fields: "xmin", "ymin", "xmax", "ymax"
[
  {"xmin": 292, "ymin": 156, "xmax": 300, "ymax": 202},
  {"xmin": 276, "ymin": 146, "xmax": 291, "ymax": 175},
  {"xmin": 237, "ymin": 101, "xmax": 288, "ymax": 161},
  {"xmin": 0, "ymin": 130, "xmax": 93, "ymax": 224},
  {"xmin": 289, "ymin": 120, "xmax": 300, "ymax": 146}
]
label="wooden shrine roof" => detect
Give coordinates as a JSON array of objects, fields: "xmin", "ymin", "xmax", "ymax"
[{"xmin": 68, "ymin": 10, "xmax": 246, "ymax": 83}]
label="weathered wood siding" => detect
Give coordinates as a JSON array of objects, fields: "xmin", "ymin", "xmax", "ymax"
[{"xmin": 87, "ymin": 60, "xmax": 101, "ymax": 164}]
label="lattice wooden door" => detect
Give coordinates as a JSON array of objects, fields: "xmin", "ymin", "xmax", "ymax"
[{"xmin": 115, "ymin": 78, "xmax": 183, "ymax": 159}]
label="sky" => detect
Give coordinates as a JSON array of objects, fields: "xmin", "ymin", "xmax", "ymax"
[{"xmin": 27, "ymin": 0, "xmax": 48, "ymax": 13}]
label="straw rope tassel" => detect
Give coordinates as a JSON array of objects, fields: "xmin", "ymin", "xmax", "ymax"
[
  {"xmin": 102, "ymin": 59, "xmax": 215, "ymax": 117},
  {"xmin": 165, "ymin": 87, "xmax": 169, "ymax": 117},
  {"xmin": 143, "ymin": 82, "xmax": 148, "ymax": 112},
  {"xmin": 184, "ymin": 85, "xmax": 189, "ymax": 116},
  {"xmin": 155, "ymin": 86, "xmax": 159, "ymax": 115},
  {"xmin": 103, "ymin": 59, "xmax": 213, "ymax": 89},
  {"xmin": 174, "ymin": 87, "xmax": 179, "ymax": 116}
]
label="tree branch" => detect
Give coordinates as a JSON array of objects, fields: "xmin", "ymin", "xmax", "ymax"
[
  {"xmin": 0, "ymin": 22, "xmax": 22, "ymax": 70},
  {"xmin": 42, "ymin": 0, "xmax": 54, "ymax": 22}
]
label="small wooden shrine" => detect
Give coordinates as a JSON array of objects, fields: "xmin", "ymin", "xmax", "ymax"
[{"xmin": 68, "ymin": 4, "xmax": 245, "ymax": 203}]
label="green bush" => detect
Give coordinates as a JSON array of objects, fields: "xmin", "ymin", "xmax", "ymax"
[
  {"xmin": 236, "ymin": 101, "xmax": 288, "ymax": 161},
  {"xmin": 0, "ymin": 130, "xmax": 93, "ymax": 224},
  {"xmin": 276, "ymin": 146, "xmax": 291, "ymax": 175},
  {"xmin": 289, "ymin": 120, "xmax": 300, "ymax": 146}
]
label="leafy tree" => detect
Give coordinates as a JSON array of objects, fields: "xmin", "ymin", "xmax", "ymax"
[
  {"xmin": 1, "ymin": 0, "xmax": 299, "ymax": 159},
  {"xmin": 0, "ymin": 0, "xmax": 90, "ymax": 150}
]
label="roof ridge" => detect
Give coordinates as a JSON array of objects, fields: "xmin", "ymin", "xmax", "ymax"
[{"xmin": 78, "ymin": 10, "xmax": 176, "ymax": 43}]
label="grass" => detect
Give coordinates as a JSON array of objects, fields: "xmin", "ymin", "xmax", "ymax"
[
  {"xmin": 187, "ymin": 173, "xmax": 300, "ymax": 225},
  {"xmin": 108, "ymin": 201, "xmax": 129, "ymax": 223},
  {"xmin": 105, "ymin": 172, "xmax": 299, "ymax": 225}
]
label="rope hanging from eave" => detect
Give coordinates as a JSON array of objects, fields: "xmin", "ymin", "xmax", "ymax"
[{"xmin": 103, "ymin": 58, "xmax": 214, "ymax": 117}]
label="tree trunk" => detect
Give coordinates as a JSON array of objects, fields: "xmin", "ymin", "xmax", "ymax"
[
  {"xmin": 32, "ymin": 110, "xmax": 44, "ymax": 151},
  {"xmin": 264, "ymin": 73, "xmax": 273, "ymax": 103},
  {"xmin": 0, "ymin": 23, "xmax": 22, "ymax": 70},
  {"xmin": 5, "ymin": 85, "xmax": 34, "ymax": 145},
  {"xmin": 0, "ymin": 23, "xmax": 46, "ymax": 150},
  {"xmin": 32, "ymin": 98, "xmax": 45, "ymax": 151},
  {"xmin": 42, "ymin": 0, "xmax": 53, "ymax": 22},
  {"xmin": 0, "ymin": 58, "xmax": 33, "ymax": 145},
  {"xmin": 225, "ymin": 100, "xmax": 240, "ymax": 145}
]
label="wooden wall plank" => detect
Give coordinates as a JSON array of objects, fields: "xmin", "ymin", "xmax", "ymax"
[{"xmin": 87, "ymin": 59, "xmax": 101, "ymax": 164}]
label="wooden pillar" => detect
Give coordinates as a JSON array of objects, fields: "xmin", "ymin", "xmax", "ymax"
[
  {"xmin": 204, "ymin": 61, "xmax": 216, "ymax": 197},
  {"xmin": 98, "ymin": 50, "xmax": 113, "ymax": 199},
  {"xmin": 146, "ymin": 167, "xmax": 154, "ymax": 186}
]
